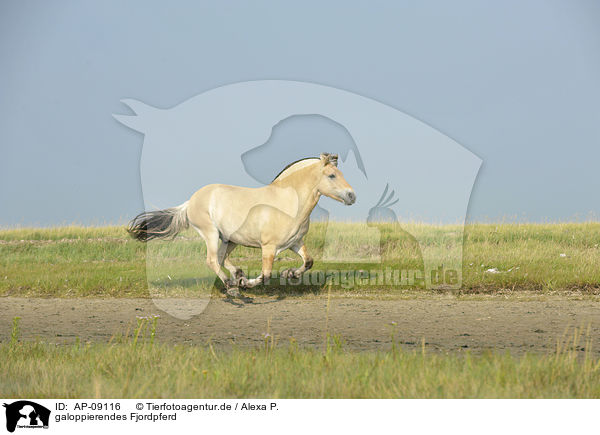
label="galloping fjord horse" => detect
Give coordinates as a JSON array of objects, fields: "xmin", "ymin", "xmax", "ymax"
[{"xmin": 128, "ymin": 153, "xmax": 356, "ymax": 296}]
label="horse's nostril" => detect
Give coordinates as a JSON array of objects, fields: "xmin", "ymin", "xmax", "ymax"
[{"xmin": 347, "ymin": 191, "xmax": 356, "ymax": 203}]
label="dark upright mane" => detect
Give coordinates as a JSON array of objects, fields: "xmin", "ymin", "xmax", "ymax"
[{"xmin": 271, "ymin": 157, "xmax": 318, "ymax": 182}]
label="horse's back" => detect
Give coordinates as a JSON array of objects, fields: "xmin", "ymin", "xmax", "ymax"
[
  {"xmin": 187, "ymin": 183, "xmax": 266, "ymax": 232},
  {"xmin": 187, "ymin": 183, "xmax": 244, "ymax": 221},
  {"xmin": 187, "ymin": 183, "xmax": 302, "ymax": 247}
]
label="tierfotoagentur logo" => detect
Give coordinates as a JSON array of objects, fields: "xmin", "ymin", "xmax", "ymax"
[
  {"xmin": 3, "ymin": 401, "xmax": 50, "ymax": 433},
  {"xmin": 115, "ymin": 80, "xmax": 481, "ymax": 319}
]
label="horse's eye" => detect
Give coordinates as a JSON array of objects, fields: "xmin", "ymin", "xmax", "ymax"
[{"xmin": 328, "ymin": 174, "xmax": 336, "ymax": 179}]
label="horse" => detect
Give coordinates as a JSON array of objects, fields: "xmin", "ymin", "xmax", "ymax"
[{"xmin": 127, "ymin": 153, "xmax": 356, "ymax": 296}]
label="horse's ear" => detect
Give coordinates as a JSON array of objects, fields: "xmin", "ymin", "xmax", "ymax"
[
  {"xmin": 330, "ymin": 154, "xmax": 339, "ymax": 167},
  {"xmin": 320, "ymin": 153, "xmax": 338, "ymax": 167}
]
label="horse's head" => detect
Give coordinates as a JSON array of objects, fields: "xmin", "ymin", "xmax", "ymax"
[{"xmin": 317, "ymin": 153, "xmax": 356, "ymax": 206}]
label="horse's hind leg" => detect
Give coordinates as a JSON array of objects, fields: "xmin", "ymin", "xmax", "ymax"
[
  {"xmin": 192, "ymin": 224, "xmax": 232, "ymax": 292},
  {"xmin": 220, "ymin": 242, "xmax": 245, "ymax": 280}
]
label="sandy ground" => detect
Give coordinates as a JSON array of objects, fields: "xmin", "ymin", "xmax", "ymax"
[{"xmin": 1, "ymin": 296, "xmax": 598, "ymax": 354}]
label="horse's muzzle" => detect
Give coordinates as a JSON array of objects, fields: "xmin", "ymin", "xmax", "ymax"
[{"xmin": 344, "ymin": 191, "xmax": 356, "ymax": 205}]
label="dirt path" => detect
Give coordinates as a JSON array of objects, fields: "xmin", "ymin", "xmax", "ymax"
[{"xmin": 1, "ymin": 297, "xmax": 598, "ymax": 354}]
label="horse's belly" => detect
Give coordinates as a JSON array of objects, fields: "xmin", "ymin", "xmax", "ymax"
[
  {"xmin": 222, "ymin": 213, "xmax": 307, "ymax": 251},
  {"xmin": 227, "ymin": 228, "xmax": 262, "ymax": 248}
]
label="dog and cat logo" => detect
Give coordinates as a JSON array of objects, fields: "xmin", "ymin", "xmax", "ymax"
[{"xmin": 3, "ymin": 401, "xmax": 50, "ymax": 432}]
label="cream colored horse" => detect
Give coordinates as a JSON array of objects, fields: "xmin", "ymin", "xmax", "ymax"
[{"xmin": 128, "ymin": 153, "xmax": 356, "ymax": 296}]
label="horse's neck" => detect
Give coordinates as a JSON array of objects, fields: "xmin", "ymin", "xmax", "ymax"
[
  {"xmin": 272, "ymin": 166, "xmax": 321, "ymax": 222},
  {"xmin": 294, "ymin": 186, "xmax": 320, "ymax": 222}
]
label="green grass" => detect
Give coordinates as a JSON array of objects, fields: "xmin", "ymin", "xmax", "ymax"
[
  {"xmin": 2, "ymin": 319, "xmax": 599, "ymax": 398},
  {"xmin": 1, "ymin": 222, "xmax": 599, "ymax": 297}
]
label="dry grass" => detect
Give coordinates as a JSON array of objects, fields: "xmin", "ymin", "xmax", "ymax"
[
  {"xmin": 1, "ymin": 222, "xmax": 599, "ymax": 297},
  {"xmin": 2, "ymin": 318, "xmax": 599, "ymax": 398}
]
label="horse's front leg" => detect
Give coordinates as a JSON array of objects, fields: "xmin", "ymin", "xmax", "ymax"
[
  {"xmin": 241, "ymin": 244, "xmax": 276, "ymax": 289},
  {"xmin": 281, "ymin": 243, "xmax": 313, "ymax": 280}
]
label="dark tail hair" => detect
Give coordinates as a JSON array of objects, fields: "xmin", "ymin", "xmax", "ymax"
[{"xmin": 127, "ymin": 201, "xmax": 189, "ymax": 242}]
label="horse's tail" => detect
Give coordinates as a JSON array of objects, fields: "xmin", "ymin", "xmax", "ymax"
[{"xmin": 127, "ymin": 201, "xmax": 190, "ymax": 242}]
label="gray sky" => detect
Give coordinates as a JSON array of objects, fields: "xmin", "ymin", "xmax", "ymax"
[{"xmin": 1, "ymin": 1, "xmax": 599, "ymax": 226}]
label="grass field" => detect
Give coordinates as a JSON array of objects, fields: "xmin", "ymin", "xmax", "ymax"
[
  {"xmin": 2, "ymin": 318, "xmax": 599, "ymax": 398},
  {"xmin": 2, "ymin": 223, "xmax": 599, "ymax": 398},
  {"xmin": 1, "ymin": 222, "xmax": 599, "ymax": 297}
]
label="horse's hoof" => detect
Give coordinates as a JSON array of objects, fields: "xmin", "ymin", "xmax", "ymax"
[
  {"xmin": 237, "ymin": 276, "xmax": 249, "ymax": 288},
  {"xmin": 226, "ymin": 287, "xmax": 241, "ymax": 298},
  {"xmin": 235, "ymin": 269, "xmax": 246, "ymax": 279},
  {"xmin": 282, "ymin": 268, "xmax": 301, "ymax": 280}
]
